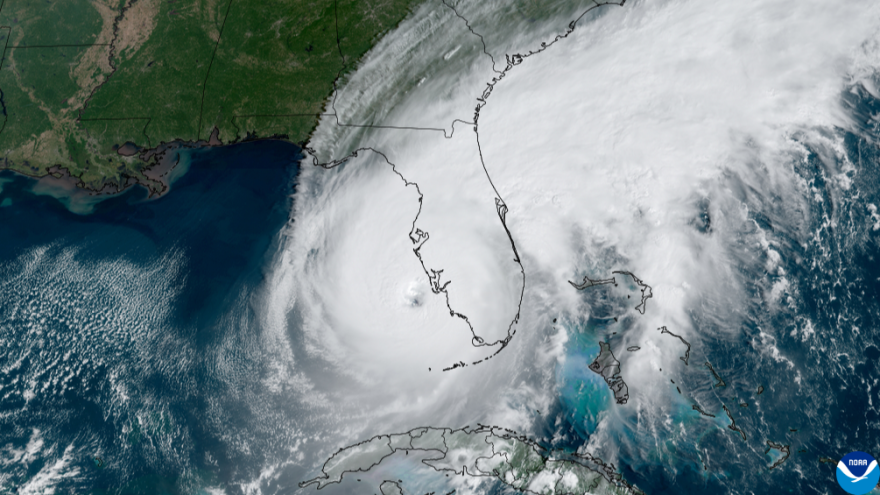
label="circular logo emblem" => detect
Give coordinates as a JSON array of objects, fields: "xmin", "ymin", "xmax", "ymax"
[{"xmin": 837, "ymin": 451, "xmax": 880, "ymax": 495}]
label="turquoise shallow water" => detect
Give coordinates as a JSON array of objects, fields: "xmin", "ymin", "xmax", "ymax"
[
  {"xmin": 533, "ymin": 83, "xmax": 880, "ymax": 495},
  {"xmin": 556, "ymin": 325, "xmax": 609, "ymax": 438},
  {"xmin": 4, "ymin": 85, "xmax": 880, "ymax": 495}
]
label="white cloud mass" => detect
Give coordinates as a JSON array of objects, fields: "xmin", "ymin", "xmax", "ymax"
[{"xmin": 267, "ymin": 0, "xmax": 880, "ymax": 489}]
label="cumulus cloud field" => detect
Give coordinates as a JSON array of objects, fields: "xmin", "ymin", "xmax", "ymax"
[{"xmin": 267, "ymin": 0, "xmax": 880, "ymax": 489}]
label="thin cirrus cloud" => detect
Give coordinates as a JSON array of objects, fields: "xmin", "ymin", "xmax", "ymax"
[{"xmin": 267, "ymin": 0, "xmax": 880, "ymax": 482}]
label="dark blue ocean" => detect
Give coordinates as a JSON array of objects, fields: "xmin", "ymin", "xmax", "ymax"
[
  {"xmin": 3, "ymin": 88, "xmax": 880, "ymax": 495},
  {"xmin": 0, "ymin": 140, "xmax": 300, "ymax": 494},
  {"xmin": 531, "ymin": 82, "xmax": 880, "ymax": 495}
]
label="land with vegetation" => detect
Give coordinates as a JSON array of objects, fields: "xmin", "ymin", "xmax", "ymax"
[{"xmin": 0, "ymin": 0, "xmax": 418, "ymax": 194}]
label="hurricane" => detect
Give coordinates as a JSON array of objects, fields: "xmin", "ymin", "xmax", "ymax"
[
  {"xmin": 278, "ymin": 0, "xmax": 880, "ymax": 492},
  {"xmin": 2, "ymin": 0, "xmax": 880, "ymax": 493}
]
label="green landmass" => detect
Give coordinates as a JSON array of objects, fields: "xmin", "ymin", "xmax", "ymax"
[
  {"xmin": 0, "ymin": 0, "xmax": 418, "ymax": 193},
  {"xmin": 301, "ymin": 425, "xmax": 645, "ymax": 495}
]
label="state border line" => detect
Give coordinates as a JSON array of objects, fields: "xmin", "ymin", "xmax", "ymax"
[
  {"xmin": 196, "ymin": 0, "xmax": 235, "ymax": 140},
  {"xmin": 295, "ymin": 0, "xmax": 628, "ymax": 372},
  {"xmin": 75, "ymin": 0, "xmax": 153, "ymax": 148},
  {"xmin": 0, "ymin": 25, "xmax": 11, "ymax": 137}
]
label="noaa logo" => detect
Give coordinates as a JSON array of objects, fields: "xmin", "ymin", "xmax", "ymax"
[{"xmin": 837, "ymin": 451, "xmax": 880, "ymax": 494}]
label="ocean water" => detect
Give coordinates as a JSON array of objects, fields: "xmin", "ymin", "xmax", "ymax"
[
  {"xmin": 0, "ymin": 140, "xmax": 300, "ymax": 494},
  {"xmin": 2, "ymin": 83, "xmax": 880, "ymax": 495},
  {"xmin": 536, "ymin": 83, "xmax": 880, "ymax": 494}
]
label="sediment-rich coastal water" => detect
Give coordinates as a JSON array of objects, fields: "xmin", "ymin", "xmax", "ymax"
[{"xmin": 0, "ymin": 140, "xmax": 300, "ymax": 494}]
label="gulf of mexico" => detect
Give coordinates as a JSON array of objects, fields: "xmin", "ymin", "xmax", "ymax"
[{"xmin": 0, "ymin": 139, "xmax": 300, "ymax": 494}]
